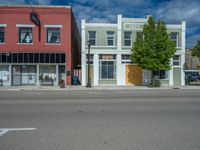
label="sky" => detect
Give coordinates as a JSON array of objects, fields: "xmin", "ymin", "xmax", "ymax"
[{"xmin": 0, "ymin": 0, "xmax": 200, "ymax": 48}]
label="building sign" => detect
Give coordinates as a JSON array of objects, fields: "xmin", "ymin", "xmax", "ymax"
[
  {"xmin": 30, "ymin": 12, "xmax": 40, "ymax": 26},
  {"xmin": 30, "ymin": 10, "xmax": 41, "ymax": 42},
  {"xmin": 124, "ymin": 23, "xmax": 144, "ymax": 30}
]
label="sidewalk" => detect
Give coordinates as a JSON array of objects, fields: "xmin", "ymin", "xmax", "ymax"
[{"xmin": 0, "ymin": 85, "xmax": 200, "ymax": 91}]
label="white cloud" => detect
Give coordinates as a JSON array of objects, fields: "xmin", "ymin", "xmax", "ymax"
[{"xmin": 0, "ymin": 0, "xmax": 199, "ymax": 48}]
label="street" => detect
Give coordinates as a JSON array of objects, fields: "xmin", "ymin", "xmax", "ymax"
[{"xmin": 0, "ymin": 89, "xmax": 200, "ymax": 150}]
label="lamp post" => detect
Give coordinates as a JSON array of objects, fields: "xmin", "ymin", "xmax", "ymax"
[{"xmin": 86, "ymin": 41, "xmax": 92, "ymax": 87}]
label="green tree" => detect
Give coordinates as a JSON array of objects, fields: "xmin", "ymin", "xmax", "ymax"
[
  {"xmin": 131, "ymin": 17, "xmax": 176, "ymax": 81},
  {"xmin": 192, "ymin": 40, "xmax": 200, "ymax": 60}
]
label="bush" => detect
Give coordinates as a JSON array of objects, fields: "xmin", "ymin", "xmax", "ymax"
[{"xmin": 148, "ymin": 79, "xmax": 161, "ymax": 87}]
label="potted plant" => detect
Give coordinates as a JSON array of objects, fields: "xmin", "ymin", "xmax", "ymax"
[{"xmin": 59, "ymin": 79, "xmax": 65, "ymax": 88}]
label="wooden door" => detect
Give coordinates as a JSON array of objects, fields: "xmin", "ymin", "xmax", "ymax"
[{"xmin": 126, "ymin": 65, "xmax": 142, "ymax": 85}]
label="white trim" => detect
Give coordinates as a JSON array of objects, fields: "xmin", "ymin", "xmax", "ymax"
[
  {"xmin": 122, "ymin": 18, "xmax": 147, "ymax": 23},
  {"xmin": 45, "ymin": 43, "xmax": 61, "ymax": 45},
  {"xmin": 85, "ymin": 23, "xmax": 117, "ymax": 27},
  {"xmin": 0, "ymin": 24, "xmax": 7, "ymax": 27},
  {"xmin": 16, "ymin": 24, "xmax": 35, "ymax": 28},
  {"xmin": 181, "ymin": 21, "xmax": 186, "ymax": 86},
  {"xmin": 81, "ymin": 19, "xmax": 86, "ymax": 86},
  {"xmin": 93, "ymin": 54, "xmax": 99, "ymax": 85},
  {"xmin": 17, "ymin": 42, "xmax": 34, "ymax": 45},
  {"xmin": 85, "ymin": 46, "xmax": 117, "ymax": 48},
  {"xmin": 44, "ymin": 25, "xmax": 63, "ymax": 28},
  {"xmin": 169, "ymin": 58, "xmax": 173, "ymax": 86},
  {"xmin": 166, "ymin": 24, "xmax": 182, "ymax": 29}
]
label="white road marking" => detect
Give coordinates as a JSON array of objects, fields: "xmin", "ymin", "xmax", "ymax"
[{"xmin": 0, "ymin": 128, "xmax": 36, "ymax": 137}]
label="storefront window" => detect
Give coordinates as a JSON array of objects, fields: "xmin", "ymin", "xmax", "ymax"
[
  {"xmin": 99, "ymin": 55, "xmax": 116, "ymax": 79},
  {"xmin": 0, "ymin": 53, "xmax": 65, "ymax": 64},
  {"xmin": 39, "ymin": 65, "xmax": 56, "ymax": 81},
  {"xmin": 0, "ymin": 65, "xmax": 9, "ymax": 81},
  {"xmin": 12, "ymin": 65, "xmax": 36, "ymax": 86}
]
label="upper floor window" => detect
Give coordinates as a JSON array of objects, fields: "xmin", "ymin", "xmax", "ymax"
[
  {"xmin": 19, "ymin": 28, "xmax": 33, "ymax": 43},
  {"xmin": 88, "ymin": 31, "xmax": 96, "ymax": 46},
  {"xmin": 47, "ymin": 28, "xmax": 60, "ymax": 44},
  {"xmin": 124, "ymin": 32, "xmax": 132, "ymax": 46},
  {"xmin": 170, "ymin": 32, "xmax": 179, "ymax": 47},
  {"xmin": 0, "ymin": 27, "xmax": 5, "ymax": 43},
  {"xmin": 107, "ymin": 31, "xmax": 114, "ymax": 46},
  {"xmin": 173, "ymin": 55, "xmax": 181, "ymax": 66}
]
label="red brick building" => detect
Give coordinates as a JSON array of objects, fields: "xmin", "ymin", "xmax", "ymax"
[{"xmin": 0, "ymin": 5, "xmax": 80, "ymax": 86}]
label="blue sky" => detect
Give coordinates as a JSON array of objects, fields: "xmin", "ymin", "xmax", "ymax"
[{"xmin": 1, "ymin": 0, "xmax": 200, "ymax": 48}]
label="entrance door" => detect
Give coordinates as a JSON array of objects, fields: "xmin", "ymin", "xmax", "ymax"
[
  {"xmin": 126, "ymin": 65, "xmax": 142, "ymax": 85},
  {"xmin": 12, "ymin": 66, "xmax": 21, "ymax": 86}
]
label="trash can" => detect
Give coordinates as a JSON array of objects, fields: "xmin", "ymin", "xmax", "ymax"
[{"xmin": 72, "ymin": 76, "xmax": 78, "ymax": 85}]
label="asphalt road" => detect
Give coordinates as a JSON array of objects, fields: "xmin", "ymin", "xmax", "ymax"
[{"xmin": 0, "ymin": 89, "xmax": 200, "ymax": 150}]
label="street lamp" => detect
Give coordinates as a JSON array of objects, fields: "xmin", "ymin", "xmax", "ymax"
[{"xmin": 86, "ymin": 40, "xmax": 92, "ymax": 88}]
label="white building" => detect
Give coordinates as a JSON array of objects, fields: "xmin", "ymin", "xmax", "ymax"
[{"xmin": 81, "ymin": 15, "xmax": 186, "ymax": 86}]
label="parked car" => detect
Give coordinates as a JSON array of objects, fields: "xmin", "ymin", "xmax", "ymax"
[{"xmin": 185, "ymin": 70, "xmax": 200, "ymax": 84}]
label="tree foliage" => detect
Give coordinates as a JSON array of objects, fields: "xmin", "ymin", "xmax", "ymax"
[
  {"xmin": 131, "ymin": 17, "xmax": 176, "ymax": 72},
  {"xmin": 192, "ymin": 40, "xmax": 200, "ymax": 60}
]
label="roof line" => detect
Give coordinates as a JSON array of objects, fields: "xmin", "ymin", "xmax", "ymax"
[{"xmin": 0, "ymin": 4, "xmax": 71, "ymax": 9}]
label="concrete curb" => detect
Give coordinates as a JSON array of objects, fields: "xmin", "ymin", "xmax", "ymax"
[{"xmin": 0, "ymin": 85, "xmax": 200, "ymax": 91}]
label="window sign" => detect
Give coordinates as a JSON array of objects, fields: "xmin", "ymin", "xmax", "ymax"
[
  {"xmin": 124, "ymin": 23, "xmax": 144, "ymax": 30},
  {"xmin": 19, "ymin": 28, "xmax": 33, "ymax": 43},
  {"xmin": 47, "ymin": 28, "xmax": 60, "ymax": 43}
]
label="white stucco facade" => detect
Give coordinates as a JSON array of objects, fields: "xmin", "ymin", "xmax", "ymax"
[{"xmin": 81, "ymin": 15, "xmax": 186, "ymax": 86}]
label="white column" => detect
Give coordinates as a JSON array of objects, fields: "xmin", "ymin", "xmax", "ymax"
[
  {"xmin": 56, "ymin": 65, "xmax": 59, "ymax": 86},
  {"xmin": 117, "ymin": 54, "xmax": 123, "ymax": 85},
  {"xmin": 81, "ymin": 19, "xmax": 86, "ymax": 86},
  {"xmin": 93, "ymin": 53, "xmax": 99, "ymax": 85},
  {"xmin": 169, "ymin": 59, "xmax": 173, "ymax": 86},
  {"xmin": 36, "ymin": 64, "xmax": 40, "ymax": 86},
  {"xmin": 9, "ymin": 64, "xmax": 12, "ymax": 86},
  {"xmin": 117, "ymin": 15, "xmax": 123, "ymax": 85},
  {"xmin": 181, "ymin": 21, "xmax": 186, "ymax": 86},
  {"xmin": 117, "ymin": 14, "xmax": 122, "ymax": 51}
]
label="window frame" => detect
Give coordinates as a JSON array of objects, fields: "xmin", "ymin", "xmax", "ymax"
[
  {"xmin": 0, "ymin": 27, "xmax": 5, "ymax": 44},
  {"xmin": 46, "ymin": 28, "xmax": 61, "ymax": 44},
  {"xmin": 88, "ymin": 31, "xmax": 96, "ymax": 46},
  {"xmin": 18, "ymin": 27, "xmax": 33, "ymax": 44},
  {"xmin": 99, "ymin": 54, "xmax": 116, "ymax": 80},
  {"xmin": 173, "ymin": 55, "xmax": 181, "ymax": 67},
  {"xmin": 170, "ymin": 32, "xmax": 179, "ymax": 47},
  {"xmin": 106, "ymin": 31, "xmax": 115, "ymax": 46},
  {"xmin": 123, "ymin": 31, "xmax": 132, "ymax": 47},
  {"xmin": 121, "ymin": 54, "xmax": 133, "ymax": 64}
]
